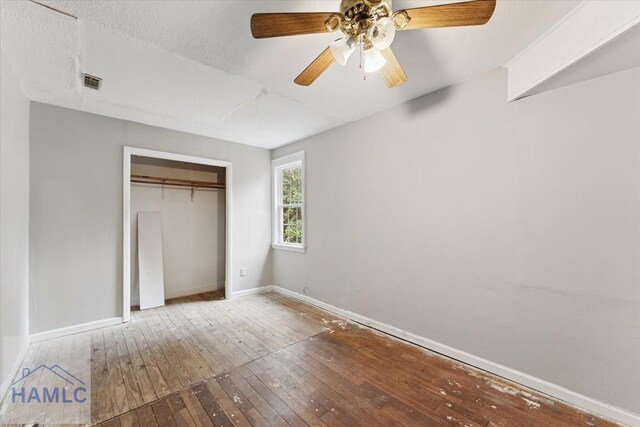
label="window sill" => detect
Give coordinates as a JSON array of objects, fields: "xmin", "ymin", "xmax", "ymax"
[{"xmin": 271, "ymin": 243, "xmax": 306, "ymax": 253}]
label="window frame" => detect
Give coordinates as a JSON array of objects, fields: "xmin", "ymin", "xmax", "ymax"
[{"xmin": 271, "ymin": 151, "xmax": 306, "ymax": 253}]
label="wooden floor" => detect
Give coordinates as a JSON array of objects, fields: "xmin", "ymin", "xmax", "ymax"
[{"xmin": 1, "ymin": 292, "xmax": 617, "ymax": 426}]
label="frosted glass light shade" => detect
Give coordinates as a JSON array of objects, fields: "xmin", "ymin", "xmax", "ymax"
[
  {"xmin": 330, "ymin": 36, "xmax": 357, "ymax": 66},
  {"xmin": 364, "ymin": 48, "xmax": 387, "ymax": 73},
  {"xmin": 368, "ymin": 17, "xmax": 396, "ymax": 50}
]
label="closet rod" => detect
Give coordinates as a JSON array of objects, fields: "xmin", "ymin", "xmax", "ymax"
[
  {"xmin": 130, "ymin": 180, "xmax": 224, "ymax": 190},
  {"xmin": 131, "ymin": 174, "xmax": 225, "ymax": 190}
]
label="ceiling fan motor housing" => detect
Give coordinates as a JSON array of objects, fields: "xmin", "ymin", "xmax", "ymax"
[{"xmin": 338, "ymin": 0, "xmax": 393, "ymax": 37}]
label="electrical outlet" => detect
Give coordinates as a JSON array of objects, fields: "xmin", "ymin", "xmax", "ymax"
[{"xmin": 240, "ymin": 268, "xmax": 246, "ymax": 277}]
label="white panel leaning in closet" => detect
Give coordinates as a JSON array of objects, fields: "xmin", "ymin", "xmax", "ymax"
[{"xmin": 137, "ymin": 212, "xmax": 165, "ymax": 309}]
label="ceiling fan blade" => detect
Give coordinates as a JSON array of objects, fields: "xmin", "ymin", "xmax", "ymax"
[
  {"xmin": 294, "ymin": 47, "xmax": 336, "ymax": 86},
  {"xmin": 251, "ymin": 12, "xmax": 337, "ymax": 38},
  {"xmin": 380, "ymin": 48, "xmax": 407, "ymax": 88},
  {"xmin": 394, "ymin": 0, "xmax": 496, "ymax": 30}
]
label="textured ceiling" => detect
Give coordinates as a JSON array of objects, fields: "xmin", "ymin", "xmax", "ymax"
[{"xmin": 1, "ymin": 0, "xmax": 580, "ymax": 148}]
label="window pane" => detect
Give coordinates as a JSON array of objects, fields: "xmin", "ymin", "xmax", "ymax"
[
  {"xmin": 294, "ymin": 218, "xmax": 302, "ymax": 244},
  {"xmin": 282, "ymin": 169, "xmax": 291, "ymax": 204},
  {"xmin": 290, "ymin": 167, "xmax": 302, "ymax": 204},
  {"xmin": 282, "ymin": 206, "xmax": 302, "ymax": 244},
  {"xmin": 282, "ymin": 166, "xmax": 302, "ymax": 205},
  {"xmin": 282, "ymin": 224, "xmax": 291, "ymax": 243}
]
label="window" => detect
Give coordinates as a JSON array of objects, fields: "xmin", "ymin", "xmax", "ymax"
[{"xmin": 272, "ymin": 151, "xmax": 305, "ymax": 252}]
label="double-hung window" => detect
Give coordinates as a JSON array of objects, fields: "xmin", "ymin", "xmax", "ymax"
[{"xmin": 272, "ymin": 151, "xmax": 305, "ymax": 252}]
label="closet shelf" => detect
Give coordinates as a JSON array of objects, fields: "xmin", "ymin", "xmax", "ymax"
[{"xmin": 131, "ymin": 174, "xmax": 225, "ymax": 190}]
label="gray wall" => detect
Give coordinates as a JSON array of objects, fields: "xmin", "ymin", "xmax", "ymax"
[
  {"xmin": 29, "ymin": 104, "xmax": 273, "ymax": 333},
  {"xmin": 272, "ymin": 67, "xmax": 640, "ymax": 413},
  {"xmin": 0, "ymin": 50, "xmax": 30, "ymax": 389}
]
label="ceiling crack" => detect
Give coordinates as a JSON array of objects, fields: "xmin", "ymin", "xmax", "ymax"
[
  {"xmin": 29, "ymin": 0, "xmax": 77, "ymax": 20},
  {"xmin": 216, "ymin": 88, "xmax": 268, "ymax": 123}
]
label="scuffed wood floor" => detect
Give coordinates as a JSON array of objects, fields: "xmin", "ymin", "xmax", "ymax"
[{"xmin": 3, "ymin": 292, "xmax": 618, "ymax": 426}]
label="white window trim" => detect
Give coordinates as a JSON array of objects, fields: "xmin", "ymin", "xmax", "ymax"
[{"xmin": 271, "ymin": 151, "xmax": 305, "ymax": 253}]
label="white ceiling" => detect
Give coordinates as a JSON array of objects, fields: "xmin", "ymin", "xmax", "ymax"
[{"xmin": 1, "ymin": 0, "xmax": 581, "ymax": 149}]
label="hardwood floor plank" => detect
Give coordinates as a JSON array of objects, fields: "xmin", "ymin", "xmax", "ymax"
[
  {"xmin": 244, "ymin": 375, "xmax": 308, "ymax": 427},
  {"xmin": 233, "ymin": 298, "xmax": 299, "ymax": 346},
  {"xmin": 244, "ymin": 359, "xmax": 328, "ymax": 427},
  {"xmin": 136, "ymin": 404, "xmax": 159, "ymax": 427},
  {"xmin": 267, "ymin": 352, "xmax": 385, "ymax": 427},
  {"xmin": 43, "ymin": 335, "xmax": 69, "ymax": 423},
  {"xmin": 92, "ymin": 328, "xmax": 115, "ymax": 423},
  {"xmin": 226, "ymin": 371, "xmax": 289, "ymax": 427},
  {"xmin": 60, "ymin": 332, "xmax": 91, "ymax": 424},
  {"xmin": 206, "ymin": 378, "xmax": 252, "ymax": 427},
  {"xmin": 216, "ymin": 374, "xmax": 262, "ymax": 426},
  {"xmin": 131, "ymin": 321, "xmax": 172, "ymax": 398},
  {"xmin": 272, "ymin": 348, "xmax": 399, "ymax": 426},
  {"xmin": 139, "ymin": 309, "xmax": 193, "ymax": 388},
  {"xmin": 180, "ymin": 388, "xmax": 215, "ymax": 427},
  {"xmin": 150, "ymin": 398, "xmax": 177, "ymax": 427},
  {"xmin": 166, "ymin": 393, "xmax": 197, "ymax": 427},
  {"xmin": 170, "ymin": 301, "xmax": 238, "ymax": 374},
  {"xmin": 105, "ymin": 327, "xmax": 130, "ymax": 415},
  {"xmin": 119, "ymin": 410, "xmax": 141, "ymax": 427},
  {"xmin": 122, "ymin": 324, "xmax": 158, "ymax": 404},
  {"xmin": 189, "ymin": 304, "xmax": 255, "ymax": 368},
  {"xmin": 164, "ymin": 302, "xmax": 223, "ymax": 369},
  {"xmin": 41, "ymin": 335, "xmax": 68, "ymax": 424},
  {"xmin": 101, "ymin": 416, "xmax": 122, "ymax": 427},
  {"xmin": 192, "ymin": 382, "xmax": 233, "ymax": 427},
  {"xmin": 113, "ymin": 325, "xmax": 145, "ymax": 410},
  {"xmin": 134, "ymin": 312, "xmax": 184, "ymax": 393},
  {"xmin": 155, "ymin": 305, "xmax": 217, "ymax": 382}
]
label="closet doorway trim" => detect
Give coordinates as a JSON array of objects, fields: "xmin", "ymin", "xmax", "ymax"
[{"xmin": 122, "ymin": 147, "xmax": 232, "ymax": 323}]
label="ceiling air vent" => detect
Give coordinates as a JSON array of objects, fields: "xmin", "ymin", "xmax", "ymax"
[{"xmin": 83, "ymin": 73, "xmax": 102, "ymax": 90}]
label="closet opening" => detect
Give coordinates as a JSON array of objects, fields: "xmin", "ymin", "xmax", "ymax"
[{"xmin": 122, "ymin": 147, "xmax": 232, "ymax": 322}]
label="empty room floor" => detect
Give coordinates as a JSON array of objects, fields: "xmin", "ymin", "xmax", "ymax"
[{"xmin": 1, "ymin": 293, "xmax": 616, "ymax": 426}]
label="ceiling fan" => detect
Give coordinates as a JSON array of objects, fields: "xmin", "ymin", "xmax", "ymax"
[{"xmin": 251, "ymin": 0, "xmax": 496, "ymax": 88}]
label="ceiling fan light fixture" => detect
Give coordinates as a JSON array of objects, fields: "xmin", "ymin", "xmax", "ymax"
[
  {"xmin": 364, "ymin": 47, "xmax": 387, "ymax": 73},
  {"xmin": 330, "ymin": 36, "xmax": 357, "ymax": 66},
  {"xmin": 368, "ymin": 17, "xmax": 396, "ymax": 50}
]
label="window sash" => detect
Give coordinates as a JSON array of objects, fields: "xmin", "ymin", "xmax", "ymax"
[{"xmin": 278, "ymin": 202, "xmax": 303, "ymax": 245}]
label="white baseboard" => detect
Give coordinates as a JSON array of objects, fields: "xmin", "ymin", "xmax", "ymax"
[
  {"xmin": 273, "ymin": 286, "xmax": 639, "ymax": 427},
  {"xmin": 0, "ymin": 335, "xmax": 30, "ymax": 407},
  {"xmin": 230, "ymin": 285, "xmax": 275, "ymax": 299},
  {"xmin": 30, "ymin": 317, "xmax": 123, "ymax": 343},
  {"xmin": 28, "ymin": 285, "xmax": 264, "ymax": 345}
]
